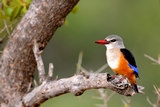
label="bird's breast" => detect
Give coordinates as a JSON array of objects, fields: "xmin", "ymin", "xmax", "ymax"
[{"xmin": 106, "ymin": 49, "xmax": 121, "ymax": 69}]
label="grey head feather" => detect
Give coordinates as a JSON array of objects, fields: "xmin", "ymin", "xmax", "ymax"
[{"xmin": 105, "ymin": 34, "xmax": 125, "ymax": 49}]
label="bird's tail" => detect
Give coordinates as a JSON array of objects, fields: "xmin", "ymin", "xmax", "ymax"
[{"xmin": 132, "ymin": 84, "xmax": 139, "ymax": 93}]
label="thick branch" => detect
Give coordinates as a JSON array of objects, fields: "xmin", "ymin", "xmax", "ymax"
[
  {"xmin": 23, "ymin": 73, "xmax": 144, "ymax": 106},
  {"xmin": 0, "ymin": 0, "xmax": 79, "ymax": 106}
]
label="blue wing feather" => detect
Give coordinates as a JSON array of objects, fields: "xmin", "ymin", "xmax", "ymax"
[
  {"xmin": 129, "ymin": 64, "xmax": 139, "ymax": 79},
  {"xmin": 128, "ymin": 64, "xmax": 138, "ymax": 74}
]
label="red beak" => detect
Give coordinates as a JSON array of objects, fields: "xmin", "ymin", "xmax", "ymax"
[{"xmin": 95, "ymin": 40, "xmax": 108, "ymax": 45}]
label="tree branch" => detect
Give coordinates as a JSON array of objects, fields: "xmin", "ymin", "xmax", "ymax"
[
  {"xmin": 144, "ymin": 54, "xmax": 160, "ymax": 64},
  {"xmin": 23, "ymin": 72, "xmax": 144, "ymax": 106}
]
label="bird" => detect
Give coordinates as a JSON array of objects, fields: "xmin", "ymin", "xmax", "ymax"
[{"xmin": 95, "ymin": 35, "xmax": 139, "ymax": 93}]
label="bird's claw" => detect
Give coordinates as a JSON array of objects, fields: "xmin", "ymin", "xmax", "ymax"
[{"xmin": 107, "ymin": 74, "xmax": 130, "ymax": 89}]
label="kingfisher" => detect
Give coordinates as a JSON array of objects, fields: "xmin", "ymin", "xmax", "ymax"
[{"xmin": 95, "ymin": 35, "xmax": 139, "ymax": 93}]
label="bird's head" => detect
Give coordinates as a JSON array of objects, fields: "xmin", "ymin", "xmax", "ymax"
[{"xmin": 95, "ymin": 35, "xmax": 125, "ymax": 49}]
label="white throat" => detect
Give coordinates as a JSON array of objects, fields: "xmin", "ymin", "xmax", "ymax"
[{"xmin": 106, "ymin": 48, "xmax": 121, "ymax": 69}]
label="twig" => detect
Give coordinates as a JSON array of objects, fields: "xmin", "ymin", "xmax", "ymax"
[
  {"xmin": 0, "ymin": 34, "xmax": 7, "ymax": 44},
  {"xmin": 1, "ymin": 9, "xmax": 11, "ymax": 36},
  {"xmin": 76, "ymin": 51, "xmax": 83, "ymax": 73},
  {"xmin": 79, "ymin": 66, "xmax": 88, "ymax": 73},
  {"xmin": 34, "ymin": 79, "xmax": 38, "ymax": 87},
  {"xmin": 147, "ymin": 97, "xmax": 155, "ymax": 107},
  {"xmin": 33, "ymin": 40, "xmax": 46, "ymax": 84},
  {"xmin": 27, "ymin": 82, "xmax": 32, "ymax": 92},
  {"xmin": 76, "ymin": 51, "xmax": 89, "ymax": 74},
  {"xmin": 0, "ymin": 27, "xmax": 5, "ymax": 33},
  {"xmin": 76, "ymin": 51, "xmax": 108, "ymax": 74},
  {"xmin": 95, "ymin": 63, "xmax": 108, "ymax": 73},
  {"xmin": 121, "ymin": 97, "xmax": 131, "ymax": 107},
  {"xmin": 0, "ymin": 19, "xmax": 18, "ymax": 34},
  {"xmin": 144, "ymin": 54, "xmax": 160, "ymax": 64},
  {"xmin": 94, "ymin": 89, "xmax": 115, "ymax": 107},
  {"xmin": 94, "ymin": 104, "xmax": 104, "ymax": 107},
  {"xmin": 48, "ymin": 63, "xmax": 54, "ymax": 80},
  {"xmin": 3, "ymin": 19, "xmax": 11, "ymax": 36},
  {"xmin": 106, "ymin": 91, "xmax": 115, "ymax": 102},
  {"xmin": 146, "ymin": 85, "xmax": 160, "ymax": 107},
  {"xmin": 154, "ymin": 85, "xmax": 160, "ymax": 107}
]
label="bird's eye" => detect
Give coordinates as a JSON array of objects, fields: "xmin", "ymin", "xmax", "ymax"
[{"xmin": 111, "ymin": 39, "xmax": 116, "ymax": 42}]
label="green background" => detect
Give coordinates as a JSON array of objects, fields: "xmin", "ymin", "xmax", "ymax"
[{"xmin": 1, "ymin": 0, "xmax": 160, "ymax": 107}]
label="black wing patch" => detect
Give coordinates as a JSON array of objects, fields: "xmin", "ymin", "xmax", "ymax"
[
  {"xmin": 120, "ymin": 48, "xmax": 137, "ymax": 67},
  {"xmin": 120, "ymin": 48, "xmax": 139, "ymax": 78}
]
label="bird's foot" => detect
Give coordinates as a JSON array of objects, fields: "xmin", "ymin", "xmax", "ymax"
[
  {"xmin": 119, "ymin": 76, "xmax": 127, "ymax": 82},
  {"xmin": 107, "ymin": 74, "xmax": 118, "ymax": 82},
  {"xmin": 107, "ymin": 74, "xmax": 112, "ymax": 81},
  {"xmin": 107, "ymin": 74, "xmax": 129, "ymax": 89}
]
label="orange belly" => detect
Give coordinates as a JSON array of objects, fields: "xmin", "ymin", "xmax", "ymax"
[{"xmin": 112, "ymin": 53, "xmax": 136, "ymax": 85}]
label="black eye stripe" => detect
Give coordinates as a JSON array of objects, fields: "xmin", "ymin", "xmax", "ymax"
[{"xmin": 110, "ymin": 39, "xmax": 116, "ymax": 42}]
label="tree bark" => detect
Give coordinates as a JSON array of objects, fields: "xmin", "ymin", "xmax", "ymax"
[{"xmin": 0, "ymin": 0, "xmax": 79, "ymax": 106}]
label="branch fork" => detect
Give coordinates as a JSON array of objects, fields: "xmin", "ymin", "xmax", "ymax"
[{"xmin": 33, "ymin": 40, "xmax": 53, "ymax": 84}]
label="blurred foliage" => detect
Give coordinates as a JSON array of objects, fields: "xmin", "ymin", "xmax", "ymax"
[
  {"xmin": 65, "ymin": 5, "xmax": 78, "ymax": 25},
  {"xmin": 0, "ymin": 0, "xmax": 160, "ymax": 107},
  {"xmin": 71, "ymin": 5, "xmax": 78, "ymax": 14},
  {"xmin": 0, "ymin": 0, "xmax": 32, "ymax": 21}
]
